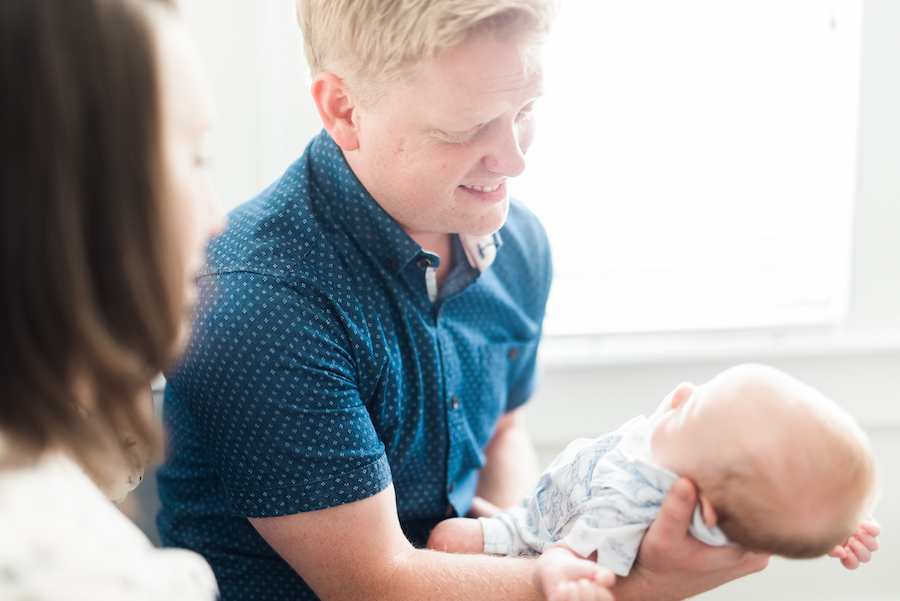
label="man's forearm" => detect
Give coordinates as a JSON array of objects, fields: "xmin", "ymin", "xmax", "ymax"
[
  {"xmin": 250, "ymin": 487, "xmax": 547, "ymax": 601},
  {"xmin": 374, "ymin": 548, "xmax": 543, "ymax": 601}
]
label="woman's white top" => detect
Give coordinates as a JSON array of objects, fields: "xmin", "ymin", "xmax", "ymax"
[{"xmin": 0, "ymin": 443, "xmax": 218, "ymax": 600}]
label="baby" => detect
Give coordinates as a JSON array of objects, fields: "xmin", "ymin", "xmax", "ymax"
[{"xmin": 427, "ymin": 364, "xmax": 880, "ymax": 595}]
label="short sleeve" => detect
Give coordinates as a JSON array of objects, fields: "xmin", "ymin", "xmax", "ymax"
[{"xmin": 168, "ymin": 271, "xmax": 392, "ymax": 517}]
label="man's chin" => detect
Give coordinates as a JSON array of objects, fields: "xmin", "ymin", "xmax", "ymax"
[{"xmin": 460, "ymin": 198, "xmax": 509, "ymax": 237}]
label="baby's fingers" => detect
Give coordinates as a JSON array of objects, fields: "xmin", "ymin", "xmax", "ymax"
[
  {"xmin": 592, "ymin": 569, "xmax": 616, "ymax": 588},
  {"xmin": 548, "ymin": 579, "xmax": 615, "ymax": 601},
  {"xmin": 859, "ymin": 518, "xmax": 882, "ymax": 538},
  {"xmin": 830, "ymin": 516, "xmax": 881, "ymax": 569},
  {"xmin": 847, "ymin": 536, "xmax": 874, "ymax": 564},
  {"xmin": 841, "ymin": 552, "xmax": 860, "ymax": 570},
  {"xmin": 856, "ymin": 519, "xmax": 881, "ymax": 553},
  {"xmin": 855, "ymin": 529, "xmax": 880, "ymax": 554}
]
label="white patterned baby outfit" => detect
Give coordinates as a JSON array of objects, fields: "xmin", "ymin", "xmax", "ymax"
[
  {"xmin": 0, "ymin": 439, "xmax": 218, "ymax": 600},
  {"xmin": 479, "ymin": 406, "xmax": 728, "ymax": 576}
]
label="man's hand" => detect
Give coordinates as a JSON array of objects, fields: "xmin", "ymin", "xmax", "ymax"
[
  {"xmin": 828, "ymin": 517, "xmax": 881, "ymax": 569},
  {"xmin": 613, "ymin": 478, "xmax": 769, "ymax": 601},
  {"xmin": 533, "ymin": 542, "xmax": 616, "ymax": 601}
]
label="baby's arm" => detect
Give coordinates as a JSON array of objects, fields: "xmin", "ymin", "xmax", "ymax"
[
  {"xmin": 427, "ymin": 517, "xmax": 486, "ymax": 554},
  {"xmin": 828, "ymin": 517, "xmax": 881, "ymax": 569},
  {"xmin": 532, "ymin": 541, "xmax": 616, "ymax": 601}
]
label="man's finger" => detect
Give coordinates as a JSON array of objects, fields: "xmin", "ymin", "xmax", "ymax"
[
  {"xmin": 738, "ymin": 551, "xmax": 771, "ymax": 574},
  {"xmin": 653, "ymin": 478, "xmax": 697, "ymax": 542}
]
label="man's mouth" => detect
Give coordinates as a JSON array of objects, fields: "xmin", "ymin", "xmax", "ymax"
[{"xmin": 461, "ymin": 183, "xmax": 503, "ymax": 193}]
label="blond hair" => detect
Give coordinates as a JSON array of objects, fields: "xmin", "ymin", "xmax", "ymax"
[
  {"xmin": 295, "ymin": 0, "xmax": 557, "ymax": 106},
  {"xmin": 695, "ymin": 366, "xmax": 878, "ymax": 558}
]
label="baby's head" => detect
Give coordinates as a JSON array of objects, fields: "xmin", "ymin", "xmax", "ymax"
[{"xmin": 651, "ymin": 363, "xmax": 878, "ymax": 558}]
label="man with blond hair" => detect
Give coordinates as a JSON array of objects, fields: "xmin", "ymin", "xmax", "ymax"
[{"xmin": 157, "ymin": 1, "xmax": 768, "ymax": 599}]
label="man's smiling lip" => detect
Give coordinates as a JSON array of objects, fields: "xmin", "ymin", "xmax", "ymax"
[{"xmin": 460, "ymin": 181, "xmax": 505, "ymax": 193}]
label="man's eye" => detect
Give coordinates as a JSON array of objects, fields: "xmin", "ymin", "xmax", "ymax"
[
  {"xmin": 445, "ymin": 125, "xmax": 483, "ymax": 144},
  {"xmin": 446, "ymin": 132, "xmax": 475, "ymax": 144},
  {"xmin": 516, "ymin": 101, "xmax": 538, "ymax": 122}
]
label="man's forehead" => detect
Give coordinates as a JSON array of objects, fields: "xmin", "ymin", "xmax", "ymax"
[
  {"xmin": 455, "ymin": 69, "xmax": 543, "ymax": 112},
  {"xmin": 435, "ymin": 36, "xmax": 542, "ymax": 84},
  {"xmin": 415, "ymin": 40, "xmax": 544, "ymax": 121}
]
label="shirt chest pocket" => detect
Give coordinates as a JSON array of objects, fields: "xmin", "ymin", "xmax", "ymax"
[{"xmin": 477, "ymin": 339, "xmax": 538, "ymax": 411}]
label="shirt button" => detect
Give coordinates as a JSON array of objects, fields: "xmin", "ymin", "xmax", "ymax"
[
  {"xmin": 508, "ymin": 348, "xmax": 519, "ymax": 360},
  {"xmin": 417, "ymin": 257, "xmax": 431, "ymax": 269},
  {"xmin": 386, "ymin": 260, "xmax": 398, "ymax": 270},
  {"xmin": 450, "ymin": 395, "xmax": 459, "ymax": 409}
]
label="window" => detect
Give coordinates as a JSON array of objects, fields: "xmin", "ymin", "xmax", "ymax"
[{"xmin": 511, "ymin": 0, "xmax": 862, "ymax": 338}]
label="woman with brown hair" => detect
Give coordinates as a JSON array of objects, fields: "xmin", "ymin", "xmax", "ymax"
[{"xmin": 0, "ymin": 0, "xmax": 222, "ymax": 597}]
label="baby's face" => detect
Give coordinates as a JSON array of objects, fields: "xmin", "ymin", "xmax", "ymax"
[
  {"xmin": 649, "ymin": 382, "xmax": 718, "ymax": 478},
  {"xmin": 649, "ymin": 366, "xmax": 790, "ymax": 481},
  {"xmin": 650, "ymin": 364, "xmax": 876, "ymax": 537}
]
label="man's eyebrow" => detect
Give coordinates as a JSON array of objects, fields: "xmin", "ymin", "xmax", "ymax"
[{"xmin": 456, "ymin": 92, "xmax": 544, "ymax": 126}]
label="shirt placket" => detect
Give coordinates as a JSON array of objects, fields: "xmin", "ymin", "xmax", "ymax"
[{"xmin": 435, "ymin": 314, "xmax": 473, "ymax": 515}]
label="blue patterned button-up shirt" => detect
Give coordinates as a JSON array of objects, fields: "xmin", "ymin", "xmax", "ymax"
[{"xmin": 157, "ymin": 130, "xmax": 552, "ymax": 600}]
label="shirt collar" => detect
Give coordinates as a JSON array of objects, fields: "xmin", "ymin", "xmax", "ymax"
[
  {"xmin": 460, "ymin": 232, "xmax": 503, "ymax": 272},
  {"xmin": 307, "ymin": 130, "xmax": 421, "ymax": 271}
]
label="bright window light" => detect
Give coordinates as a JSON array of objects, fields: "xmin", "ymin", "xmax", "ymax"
[{"xmin": 511, "ymin": 0, "xmax": 862, "ymax": 337}]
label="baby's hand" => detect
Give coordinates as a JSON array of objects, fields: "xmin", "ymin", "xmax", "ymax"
[
  {"xmin": 532, "ymin": 542, "xmax": 616, "ymax": 601},
  {"xmin": 828, "ymin": 517, "xmax": 881, "ymax": 570}
]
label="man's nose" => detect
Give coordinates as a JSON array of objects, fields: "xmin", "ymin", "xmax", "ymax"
[{"xmin": 482, "ymin": 122, "xmax": 526, "ymax": 177}]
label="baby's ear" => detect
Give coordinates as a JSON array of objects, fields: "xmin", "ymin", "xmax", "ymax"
[
  {"xmin": 698, "ymin": 492, "xmax": 719, "ymax": 529},
  {"xmin": 669, "ymin": 382, "xmax": 696, "ymax": 409}
]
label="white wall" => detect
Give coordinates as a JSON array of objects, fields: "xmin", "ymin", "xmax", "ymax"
[
  {"xmin": 179, "ymin": 0, "xmax": 318, "ymax": 209},
  {"xmin": 847, "ymin": 0, "xmax": 900, "ymax": 335}
]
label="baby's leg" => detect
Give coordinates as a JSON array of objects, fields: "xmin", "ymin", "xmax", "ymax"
[{"xmin": 427, "ymin": 517, "xmax": 485, "ymax": 554}]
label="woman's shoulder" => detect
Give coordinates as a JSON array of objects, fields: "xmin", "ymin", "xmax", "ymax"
[{"xmin": 0, "ymin": 450, "xmax": 218, "ymax": 600}]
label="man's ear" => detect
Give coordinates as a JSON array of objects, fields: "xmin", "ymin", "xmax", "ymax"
[
  {"xmin": 669, "ymin": 382, "xmax": 696, "ymax": 409},
  {"xmin": 698, "ymin": 492, "xmax": 718, "ymax": 529},
  {"xmin": 310, "ymin": 72, "xmax": 360, "ymax": 151}
]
